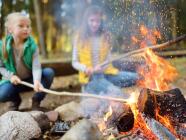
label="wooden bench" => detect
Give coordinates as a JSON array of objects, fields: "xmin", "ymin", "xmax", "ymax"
[{"xmin": 41, "ymin": 60, "xmax": 77, "ymax": 76}]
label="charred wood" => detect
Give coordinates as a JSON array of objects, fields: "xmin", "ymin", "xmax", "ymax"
[
  {"xmin": 138, "ymin": 88, "xmax": 186, "ymax": 123},
  {"xmin": 138, "ymin": 88, "xmax": 186, "ymax": 139}
]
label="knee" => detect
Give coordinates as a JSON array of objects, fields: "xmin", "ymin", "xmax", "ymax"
[
  {"xmin": 0, "ymin": 91, "xmax": 8, "ymax": 102},
  {"xmin": 0, "ymin": 83, "xmax": 15, "ymax": 102},
  {"xmin": 42, "ymin": 68, "xmax": 55, "ymax": 81},
  {"xmin": 121, "ymin": 71, "xmax": 138, "ymax": 80}
]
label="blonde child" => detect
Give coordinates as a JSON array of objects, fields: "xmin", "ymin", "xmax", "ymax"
[
  {"xmin": 0, "ymin": 12, "xmax": 54, "ymax": 111},
  {"xmin": 72, "ymin": 5, "xmax": 138, "ymax": 95}
]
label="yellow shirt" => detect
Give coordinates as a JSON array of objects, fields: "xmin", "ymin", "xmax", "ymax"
[{"xmin": 76, "ymin": 35, "xmax": 118, "ymax": 84}]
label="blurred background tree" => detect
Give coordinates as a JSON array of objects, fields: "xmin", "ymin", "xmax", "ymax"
[{"xmin": 0, "ymin": 0, "xmax": 185, "ymax": 59}]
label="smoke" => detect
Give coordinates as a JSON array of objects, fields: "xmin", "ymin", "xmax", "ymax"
[
  {"xmin": 55, "ymin": 0, "xmax": 180, "ymax": 117},
  {"xmin": 58, "ymin": 0, "xmax": 177, "ymax": 53}
]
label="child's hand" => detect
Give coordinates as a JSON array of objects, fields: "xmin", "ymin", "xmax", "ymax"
[
  {"xmin": 34, "ymin": 80, "xmax": 44, "ymax": 92},
  {"xmin": 85, "ymin": 67, "xmax": 94, "ymax": 76},
  {"xmin": 10, "ymin": 75, "xmax": 21, "ymax": 85}
]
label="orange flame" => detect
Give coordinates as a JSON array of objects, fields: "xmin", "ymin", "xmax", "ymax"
[
  {"xmin": 137, "ymin": 25, "xmax": 177, "ymax": 91},
  {"xmin": 104, "ymin": 106, "xmax": 113, "ymax": 121},
  {"xmin": 126, "ymin": 93, "xmax": 158, "ymax": 139},
  {"xmin": 121, "ymin": 103, "xmax": 158, "ymax": 140},
  {"xmin": 153, "ymin": 29, "xmax": 161, "ymax": 39},
  {"xmin": 138, "ymin": 48, "xmax": 178, "ymax": 91},
  {"xmin": 98, "ymin": 25, "xmax": 178, "ymax": 138},
  {"xmin": 155, "ymin": 109, "xmax": 178, "ymax": 137},
  {"xmin": 140, "ymin": 25, "xmax": 148, "ymax": 36},
  {"xmin": 136, "ymin": 25, "xmax": 179, "ymax": 138},
  {"xmin": 126, "ymin": 25, "xmax": 178, "ymax": 139},
  {"xmin": 131, "ymin": 36, "xmax": 139, "ymax": 43}
]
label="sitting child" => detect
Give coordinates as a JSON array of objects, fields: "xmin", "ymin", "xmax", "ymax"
[{"xmin": 0, "ymin": 12, "xmax": 54, "ymax": 111}]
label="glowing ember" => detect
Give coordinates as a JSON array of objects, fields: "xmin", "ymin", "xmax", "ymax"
[
  {"xmin": 127, "ymin": 94, "xmax": 158, "ymax": 139},
  {"xmin": 156, "ymin": 110, "xmax": 178, "ymax": 137},
  {"xmin": 131, "ymin": 36, "xmax": 139, "ymax": 43},
  {"xmin": 153, "ymin": 29, "xmax": 161, "ymax": 39},
  {"xmin": 140, "ymin": 25, "xmax": 148, "ymax": 36},
  {"xmin": 121, "ymin": 104, "xmax": 158, "ymax": 140}
]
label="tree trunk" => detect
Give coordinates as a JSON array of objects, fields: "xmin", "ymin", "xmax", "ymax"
[
  {"xmin": 33, "ymin": 0, "xmax": 47, "ymax": 58},
  {"xmin": 0, "ymin": 2, "xmax": 3, "ymax": 38},
  {"xmin": 170, "ymin": 7, "xmax": 177, "ymax": 38}
]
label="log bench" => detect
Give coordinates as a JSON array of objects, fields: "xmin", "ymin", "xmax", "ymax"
[{"xmin": 41, "ymin": 60, "xmax": 77, "ymax": 76}]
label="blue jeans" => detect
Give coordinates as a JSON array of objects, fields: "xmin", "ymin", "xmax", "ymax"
[
  {"xmin": 0, "ymin": 68, "xmax": 54, "ymax": 105},
  {"xmin": 83, "ymin": 71, "xmax": 138, "ymax": 98},
  {"xmin": 83, "ymin": 72, "xmax": 138, "ymax": 97},
  {"xmin": 105, "ymin": 71, "xmax": 138, "ymax": 88}
]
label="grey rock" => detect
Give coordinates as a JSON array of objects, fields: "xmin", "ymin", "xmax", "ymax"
[
  {"xmin": 0, "ymin": 111, "xmax": 41, "ymax": 140},
  {"xmin": 55, "ymin": 101, "xmax": 84, "ymax": 121},
  {"xmin": 29, "ymin": 111, "xmax": 50, "ymax": 131},
  {"xmin": 45, "ymin": 110, "xmax": 59, "ymax": 122},
  {"xmin": 60, "ymin": 119, "xmax": 103, "ymax": 140}
]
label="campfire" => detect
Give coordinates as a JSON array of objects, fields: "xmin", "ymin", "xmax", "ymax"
[
  {"xmin": 46, "ymin": 26, "xmax": 186, "ymax": 140},
  {"xmin": 3, "ymin": 27, "xmax": 185, "ymax": 140},
  {"xmin": 12, "ymin": 26, "xmax": 183, "ymax": 140},
  {"xmin": 88, "ymin": 25, "xmax": 185, "ymax": 139}
]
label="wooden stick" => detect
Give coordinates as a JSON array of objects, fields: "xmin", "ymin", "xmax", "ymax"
[
  {"xmin": 20, "ymin": 81, "xmax": 128, "ymax": 103},
  {"xmin": 100, "ymin": 34, "xmax": 186, "ymax": 68}
]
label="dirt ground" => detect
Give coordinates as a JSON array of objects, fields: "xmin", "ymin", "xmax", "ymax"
[
  {"xmin": 0, "ymin": 75, "xmax": 81, "ymax": 115},
  {"xmin": 0, "ymin": 57, "xmax": 186, "ymax": 115}
]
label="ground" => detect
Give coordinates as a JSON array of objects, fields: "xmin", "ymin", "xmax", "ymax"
[
  {"xmin": 0, "ymin": 57, "xmax": 186, "ymax": 115},
  {"xmin": 169, "ymin": 57, "xmax": 186, "ymax": 97}
]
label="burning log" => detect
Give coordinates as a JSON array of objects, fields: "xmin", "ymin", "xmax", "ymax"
[
  {"xmin": 137, "ymin": 88, "xmax": 186, "ymax": 122},
  {"xmin": 145, "ymin": 117, "xmax": 177, "ymax": 140},
  {"xmin": 85, "ymin": 101, "xmax": 134, "ymax": 132},
  {"xmin": 115, "ymin": 108, "xmax": 134, "ymax": 132},
  {"xmin": 137, "ymin": 88, "xmax": 186, "ymax": 138}
]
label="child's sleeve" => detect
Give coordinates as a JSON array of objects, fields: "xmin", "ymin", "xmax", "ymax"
[
  {"xmin": 32, "ymin": 48, "xmax": 41, "ymax": 82},
  {"xmin": 0, "ymin": 60, "xmax": 14, "ymax": 80},
  {"xmin": 0, "ymin": 40, "xmax": 14, "ymax": 80},
  {"xmin": 71, "ymin": 38, "xmax": 87, "ymax": 72}
]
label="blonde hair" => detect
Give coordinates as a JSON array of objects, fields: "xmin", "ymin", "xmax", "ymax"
[
  {"xmin": 4, "ymin": 12, "xmax": 30, "ymax": 35},
  {"xmin": 3, "ymin": 12, "xmax": 30, "ymax": 59}
]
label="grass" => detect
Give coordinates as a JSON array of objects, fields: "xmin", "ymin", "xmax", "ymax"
[
  {"xmin": 168, "ymin": 57, "xmax": 186, "ymax": 97},
  {"xmin": 168, "ymin": 57, "xmax": 186, "ymax": 78}
]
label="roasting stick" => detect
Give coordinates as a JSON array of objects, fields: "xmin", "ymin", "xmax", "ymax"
[
  {"xmin": 100, "ymin": 34, "xmax": 186, "ymax": 68},
  {"xmin": 20, "ymin": 81, "xmax": 128, "ymax": 103}
]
